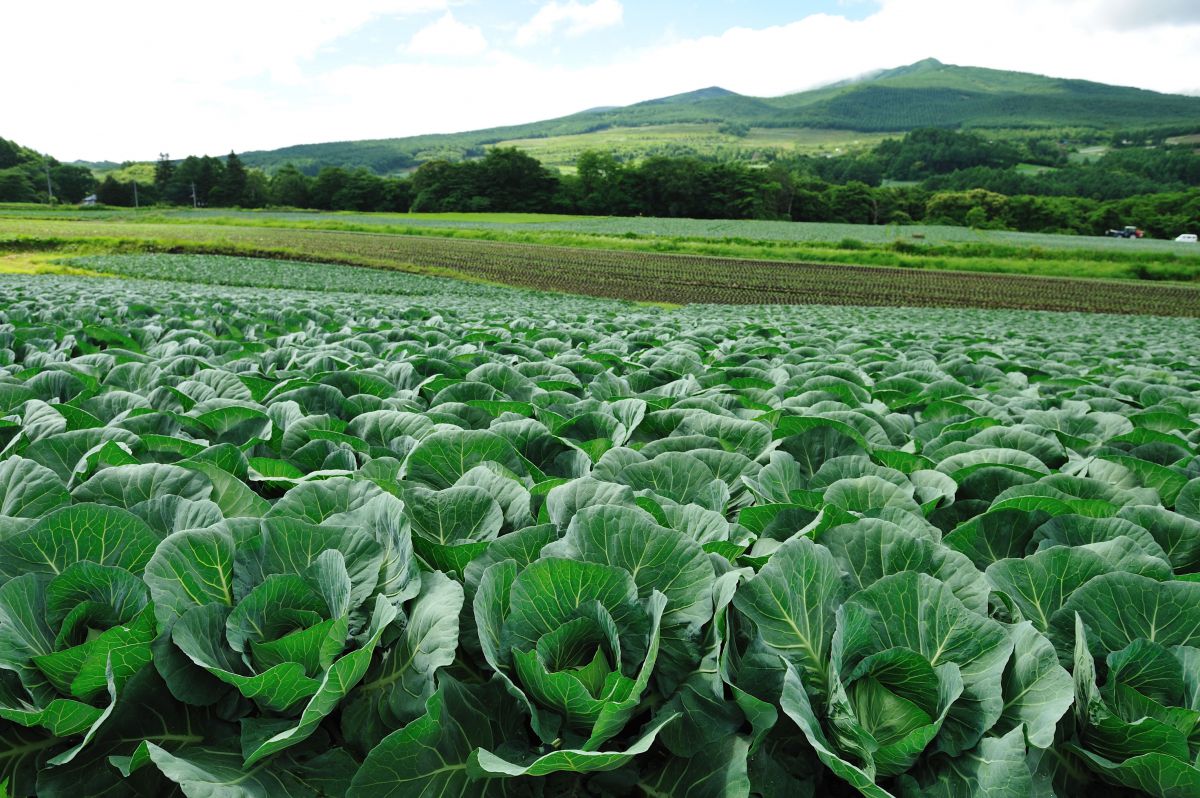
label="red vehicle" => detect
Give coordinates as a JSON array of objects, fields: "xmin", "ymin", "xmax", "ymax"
[{"xmin": 1105, "ymin": 225, "xmax": 1144, "ymax": 238}]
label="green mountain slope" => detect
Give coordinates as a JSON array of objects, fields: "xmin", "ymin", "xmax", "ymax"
[
  {"xmin": 787, "ymin": 58, "xmax": 1200, "ymax": 130},
  {"xmin": 241, "ymin": 59, "xmax": 1200, "ymax": 174}
]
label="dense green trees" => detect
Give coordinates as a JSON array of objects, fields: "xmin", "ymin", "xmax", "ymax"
[
  {"xmin": 410, "ymin": 148, "xmax": 556, "ymax": 212},
  {"xmin": 925, "ymin": 189, "xmax": 1010, "ymax": 226},
  {"xmin": 876, "ymin": 128, "xmax": 1023, "ymax": 179},
  {"xmin": 0, "ymin": 138, "xmax": 23, "ymax": 169},
  {"xmin": 95, "ymin": 175, "xmax": 140, "ymax": 206},
  {"xmin": 98, "ymin": 156, "xmax": 413, "ymax": 212},
  {"xmin": 90, "ymin": 152, "xmax": 277, "ymax": 209},
  {"xmin": 3, "ymin": 128, "xmax": 1196, "ymax": 238},
  {"xmin": 0, "ymin": 135, "xmax": 97, "ymax": 203},
  {"xmin": 575, "ymin": 151, "xmax": 629, "ymax": 214},
  {"xmin": 310, "ymin": 166, "xmax": 396, "ymax": 211},
  {"xmin": 564, "ymin": 145, "xmax": 1194, "ymax": 236},
  {"xmin": 268, "ymin": 164, "xmax": 311, "ymax": 207},
  {"xmin": 49, "ymin": 164, "xmax": 98, "ymax": 203},
  {"xmin": 208, "ymin": 151, "xmax": 247, "ymax": 206},
  {"xmin": 154, "ymin": 153, "xmax": 174, "ymax": 193},
  {"xmin": 0, "ymin": 168, "xmax": 38, "ymax": 202},
  {"xmin": 916, "ymin": 132, "xmax": 1200, "ymax": 201}
]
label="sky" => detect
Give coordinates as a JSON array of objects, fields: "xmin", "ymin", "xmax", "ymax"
[{"xmin": 3, "ymin": 0, "xmax": 1199, "ymax": 162}]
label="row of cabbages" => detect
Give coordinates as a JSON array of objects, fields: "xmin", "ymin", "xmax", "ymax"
[{"xmin": 0, "ymin": 275, "xmax": 1197, "ymax": 796}]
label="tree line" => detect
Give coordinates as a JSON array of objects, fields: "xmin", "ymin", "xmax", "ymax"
[
  {"xmin": 3, "ymin": 129, "xmax": 1197, "ymax": 238},
  {"xmin": 0, "ymin": 137, "xmax": 97, "ymax": 204}
]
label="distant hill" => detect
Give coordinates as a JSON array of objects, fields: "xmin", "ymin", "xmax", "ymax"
[
  {"xmin": 70, "ymin": 160, "xmax": 122, "ymax": 171},
  {"xmin": 233, "ymin": 58, "xmax": 1200, "ymax": 174}
]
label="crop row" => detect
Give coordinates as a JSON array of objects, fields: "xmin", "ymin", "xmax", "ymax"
[{"xmin": 3, "ymin": 218, "xmax": 1199, "ymax": 315}]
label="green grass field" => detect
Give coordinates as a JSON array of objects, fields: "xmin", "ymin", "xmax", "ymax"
[
  {"xmin": 1166, "ymin": 133, "xmax": 1200, "ymax": 147},
  {"xmin": 496, "ymin": 124, "xmax": 893, "ymax": 170},
  {"xmin": 7, "ymin": 206, "xmax": 1200, "ymax": 256}
]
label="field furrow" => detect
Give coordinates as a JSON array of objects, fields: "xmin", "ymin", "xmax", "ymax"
[{"xmin": 2, "ymin": 218, "xmax": 1198, "ymax": 315}]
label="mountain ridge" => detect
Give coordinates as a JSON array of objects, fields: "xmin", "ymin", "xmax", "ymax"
[{"xmin": 175, "ymin": 60, "xmax": 1200, "ymax": 174}]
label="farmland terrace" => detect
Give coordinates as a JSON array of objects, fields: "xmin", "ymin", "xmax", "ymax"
[{"xmin": 2, "ymin": 215, "xmax": 1199, "ymax": 316}]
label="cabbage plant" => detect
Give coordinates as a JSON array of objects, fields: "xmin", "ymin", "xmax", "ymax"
[
  {"xmin": 1068, "ymin": 576, "xmax": 1200, "ymax": 797},
  {"xmin": 0, "ymin": 504, "xmax": 161, "ymax": 765}
]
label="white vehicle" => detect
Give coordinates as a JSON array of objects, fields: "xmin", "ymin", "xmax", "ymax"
[{"xmin": 1175, "ymin": 233, "xmax": 1198, "ymax": 243}]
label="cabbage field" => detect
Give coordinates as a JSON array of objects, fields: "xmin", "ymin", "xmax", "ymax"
[{"xmin": 0, "ymin": 255, "xmax": 1199, "ymax": 797}]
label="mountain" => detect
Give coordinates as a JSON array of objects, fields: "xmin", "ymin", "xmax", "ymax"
[{"xmin": 240, "ymin": 59, "xmax": 1200, "ymax": 175}]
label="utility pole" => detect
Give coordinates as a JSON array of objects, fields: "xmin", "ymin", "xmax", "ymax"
[
  {"xmin": 133, "ymin": 180, "xmax": 139, "ymax": 209},
  {"xmin": 191, "ymin": 182, "xmax": 198, "ymax": 209},
  {"xmin": 45, "ymin": 163, "xmax": 53, "ymax": 204}
]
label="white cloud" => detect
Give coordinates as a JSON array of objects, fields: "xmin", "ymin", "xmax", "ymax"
[
  {"xmin": 515, "ymin": 0, "xmax": 623, "ymax": 47},
  {"xmin": 2, "ymin": 1, "xmax": 448, "ymax": 84},
  {"xmin": 0, "ymin": 0, "xmax": 449, "ymax": 158},
  {"xmin": 1081, "ymin": 0, "xmax": 1198, "ymax": 29},
  {"xmin": 3, "ymin": 0, "xmax": 1199, "ymax": 162},
  {"xmin": 407, "ymin": 12, "xmax": 488, "ymax": 57}
]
